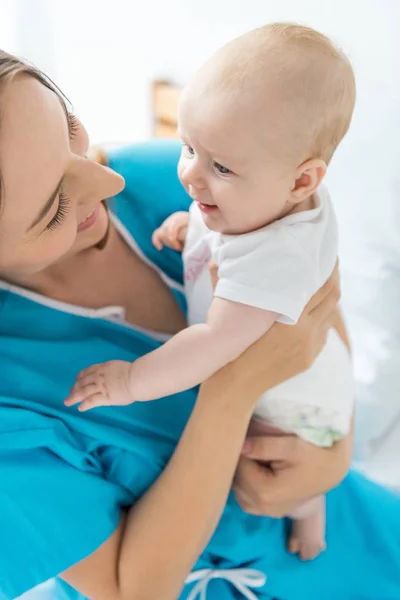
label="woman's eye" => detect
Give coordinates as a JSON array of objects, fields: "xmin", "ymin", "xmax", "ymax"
[
  {"xmin": 214, "ymin": 162, "xmax": 231, "ymax": 175},
  {"xmin": 46, "ymin": 189, "xmax": 71, "ymax": 231}
]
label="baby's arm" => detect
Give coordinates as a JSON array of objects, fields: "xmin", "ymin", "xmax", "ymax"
[
  {"xmin": 128, "ymin": 299, "xmax": 277, "ymax": 401},
  {"xmin": 66, "ymin": 300, "xmax": 277, "ymax": 411}
]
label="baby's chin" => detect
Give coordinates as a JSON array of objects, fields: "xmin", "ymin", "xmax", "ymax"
[
  {"xmin": 202, "ymin": 213, "xmax": 227, "ymax": 233},
  {"xmin": 203, "ymin": 216, "xmax": 249, "ymax": 235},
  {"xmin": 198, "ymin": 205, "xmax": 251, "ymax": 235}
]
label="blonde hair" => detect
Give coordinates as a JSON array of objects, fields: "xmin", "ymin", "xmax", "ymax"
[{"xmin": 196, "ymin": 23, "xmax": 356, "ymax": 164}]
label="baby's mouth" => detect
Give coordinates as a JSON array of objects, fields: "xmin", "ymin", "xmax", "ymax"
[{"xmin": 197, "ymin": 201, "xmax": 218, "ymax": 214}]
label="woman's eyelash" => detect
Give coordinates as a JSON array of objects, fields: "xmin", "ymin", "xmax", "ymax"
[
  {"xmin": 68, "ymin": 113, "xmax": 79, "ymax": 139},
  {"xmin": 46, "ymin": 189, "xmax": 70, "ymax": 231},
  {"xmin": 44, "ymin": 112, "xmax": 77, "ymax": 232}
]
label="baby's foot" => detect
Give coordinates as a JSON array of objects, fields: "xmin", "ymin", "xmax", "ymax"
[{"xmin": 288, "ymin": 518, "xmax": 326, "ymax": 561}]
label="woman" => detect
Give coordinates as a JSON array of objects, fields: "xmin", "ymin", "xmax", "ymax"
[{"xmin": 0, "ymin": 52, "xmax": 399, "ymax": 600}]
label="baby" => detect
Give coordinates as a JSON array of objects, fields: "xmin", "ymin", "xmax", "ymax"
[{"xmin": 66, "ymin": 23, "xmax": 355, "ymax": 560}]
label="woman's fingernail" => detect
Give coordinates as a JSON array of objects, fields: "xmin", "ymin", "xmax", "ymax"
[{"xmin": 242, "ymin": 440, "xmax": 252, "ymax": 454}]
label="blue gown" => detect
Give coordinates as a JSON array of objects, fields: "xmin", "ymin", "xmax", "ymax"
[{"xmin": 0, "ymin": 140, "xmax": 399, "ymax": 600}]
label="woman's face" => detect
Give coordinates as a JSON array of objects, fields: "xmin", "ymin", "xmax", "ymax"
[{"xmin": 0, "ymin": 75, "xmax": 125, "ymax": 277}]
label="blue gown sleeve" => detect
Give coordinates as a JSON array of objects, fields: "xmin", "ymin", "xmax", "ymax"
[{"xmin": 0, "ymin": 446, "xmax": 131, "ymax": 599}]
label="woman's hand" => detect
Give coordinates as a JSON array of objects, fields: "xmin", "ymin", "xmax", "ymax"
[
  {"xmin": 233, "ymin": 417, "xmax": 354, "ymax": 517},
  {"xmin": 231, "ymin": 297, "xmax": 353, "ymax": 519}
]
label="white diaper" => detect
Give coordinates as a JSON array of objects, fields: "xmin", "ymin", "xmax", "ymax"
[{"xmin": 253, "ymin": 329, "xmax": 354, "ymax": 446}]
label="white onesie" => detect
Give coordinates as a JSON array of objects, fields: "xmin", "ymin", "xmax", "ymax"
[{"xmin": 183, "ymin": 186, "xmax": 354, "ymax": 446}]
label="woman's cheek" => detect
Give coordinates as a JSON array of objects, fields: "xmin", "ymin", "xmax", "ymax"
[
  {"xmin": 43, "ymin": 218, "xmax": 78, "ymax": 265},
  {"xmin": 60, "ymin": 215, "xmax": 79, "ymax": 249}
]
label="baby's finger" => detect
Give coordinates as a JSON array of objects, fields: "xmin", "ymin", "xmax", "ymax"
[
  {"xmin": 69, "ymin": 375, "xmax": 101, "ymax": 396},
  {"xmin": 64, "ymin": 390, "xmax": 86, "ymax": 407},
  {"xmin": 168, "ymin": 236, "xmax": 184, "ymax": 251},
  {"xmin": 161, "ymin": 225, "xmax": 180, "ymax": 251},
  {"xmin": 76, "ymin": 365, "xmax": 101, "ymax": 381},
  {"xmin": 168, "ymin": 220, "xmax": 181, "ymax": 241},
  {"xmin": 78, "ymin": 382, "xmax": 102, "ymax": 397},
  {"xmin": 65, "ymin": 381, "xmax": 102, "ymax": 406},
  {"xmin": 75, "ymin": 372, "xmax": 103, "ymax": 390},
  {"xmin": 78, "ymin": 393, "xmax": 109, "ymax": 412},
  {"xmin": 152, "ymin": 229, "xmax": 164, "ymax": 251}
]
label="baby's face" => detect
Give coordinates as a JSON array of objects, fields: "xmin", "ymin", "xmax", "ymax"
[{"xmin": 177, "ymin": 92, "xmax": 294, "ymax": 235}]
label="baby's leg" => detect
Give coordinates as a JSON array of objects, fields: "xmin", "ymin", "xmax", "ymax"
[
  {"xmin": 247, "ymin": 419, "xmax": 327, "ymax": 560},
  {"xmin": 249, "ymin": 331, "xmax": 352, "ymax": 561},
  {"xmin": 288, "ymin": 495, "xmax": 326, "ymax": 561},
  {"xmin": 246, "ymin": 417, "xmax": 287, "ymax": 437}
]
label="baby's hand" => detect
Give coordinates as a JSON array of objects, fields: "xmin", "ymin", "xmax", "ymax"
[
  {"xmin": 65, "ymin": 360, "xmax": 134, "ymax": 412},
  {"xmin": 152, "ymin": 211, "xmax": 189, "ymax": 252}
]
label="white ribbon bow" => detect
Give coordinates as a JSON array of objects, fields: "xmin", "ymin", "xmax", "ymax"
[{"xmin": 185, "ymin": 568, "xmax": 267, "ymax": 600}]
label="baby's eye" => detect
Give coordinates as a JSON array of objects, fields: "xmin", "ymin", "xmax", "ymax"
[
  {"xmin": 214, "ymin": 162, "xmax": 231, "ymax": 175},
  {"xmin": 185, "ymin": 144, "xmax": 195, "ymax": 156}
]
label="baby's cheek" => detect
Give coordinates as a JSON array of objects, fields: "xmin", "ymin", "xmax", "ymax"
[{"xmin": 177, "ymin": 160, "xmax": 187, "ymax": 189}]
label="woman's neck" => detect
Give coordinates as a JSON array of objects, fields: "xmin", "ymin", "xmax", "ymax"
[
  {"xmin": 2, "ymin": 222, "xmax": 187, "ymax": 333},
  {"xmin": 1, "ymin": 230, "xmax": 113, "ymax": 297}
]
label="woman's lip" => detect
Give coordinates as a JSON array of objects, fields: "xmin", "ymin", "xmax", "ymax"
[
  {"xmin": 198, "ymin": 202, "xmax": 218, "ymax": 214},
  {"xmin": 77, "ymin": 204, "xmax": 100, "ymax": 232}
]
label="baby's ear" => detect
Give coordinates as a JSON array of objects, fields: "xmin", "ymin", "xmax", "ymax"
[{"xmin": 291, "ymin": 158, "xmax": 326, "ymax": 203}]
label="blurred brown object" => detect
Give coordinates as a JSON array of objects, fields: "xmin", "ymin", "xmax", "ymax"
[
  {"xmin": 86, "ymin": 146, "xmax": 109, "ymax": 166},
  {"xmin": 152, "ymin": 80, "xmax": 180, "ymax": 138}
]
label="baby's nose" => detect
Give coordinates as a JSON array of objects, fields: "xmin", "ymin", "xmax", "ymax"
[
  {"xmin": 181, "ymin": 164, "xmax": 206, "ymax": 190},
  {"xmin": 188, "ymin": 184, "xmax": 200, "ymax": 200}
]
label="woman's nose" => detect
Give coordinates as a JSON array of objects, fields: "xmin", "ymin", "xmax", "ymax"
[
  {"xmin": 96, "ymin": 163, "xmax": 125, "ymax": 199},
  {"xmin": 71, "ymin": 155, "xmax": 125, "ymax": 202}
]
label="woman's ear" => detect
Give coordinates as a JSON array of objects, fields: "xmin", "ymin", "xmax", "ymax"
[{"xmin": 290, "ymin": 158, "xmax": 327, "ymax": 203}]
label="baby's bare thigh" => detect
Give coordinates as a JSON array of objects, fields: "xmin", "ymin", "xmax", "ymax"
[{"xmin": 247, "ymin": 417, "xmax": 290, "ymax": 437}]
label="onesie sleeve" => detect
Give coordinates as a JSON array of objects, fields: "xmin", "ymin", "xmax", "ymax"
[{"xmin": 214, "ymin": 228, "xmax": 318, "ymax": 324}]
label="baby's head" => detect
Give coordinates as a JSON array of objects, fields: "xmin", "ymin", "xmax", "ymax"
[{"xmin": 178, "ymin": 23, "xmax": 356, "ymax": 234}]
